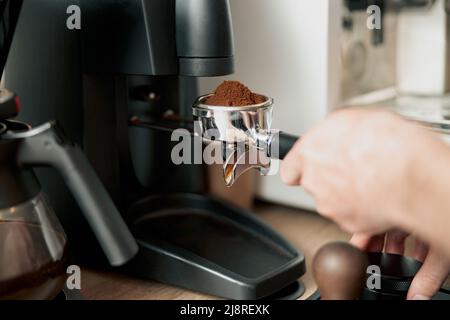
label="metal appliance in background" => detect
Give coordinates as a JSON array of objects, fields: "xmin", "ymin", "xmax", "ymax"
[
  {"xmin": 4, "ymin": 0, "xmax": 305, "ymax": 299},
  {"xmin": 200, "ymin": 0, "xmax": 443, "ymax": 210},
  {"xmin": 377, "ymin": 0, "xmax": 450, "ymax": 142},
  {"xmin": 342, "ymin": 0, "xmax": 450, "ymax": 139}
]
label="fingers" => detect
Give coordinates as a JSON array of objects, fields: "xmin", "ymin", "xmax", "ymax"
[
  {"xmin": 280, "ymin": 139, "xmax": 303, "ymax": 186},
  {"xmin": 351, "ymin": 233, "xmax": 447, "ymax": 300},
  {"xmin": 413, "ymin": 239, "xmax": 429, "ymax": 263},
  {"xmin": 384, "ymin": 230, "xmax": 409, "ymax": 255},
  {"xmin": 350, "ymin": 233, "xmax": 385, "ymax": 252},
  {"xmin": 407, "ymin": 249, "xmax": 450, "ymax": 300},
  {"xmin": 350, "ymin": 233, "xmax": 372, "ymax": 249},
  {"xmin": 366, "ymin": 235, "xmax": 385, "ymax": 252},
  {"xmin": 355, "ymin": 230, "xmax": 425, "ymax": 258}
]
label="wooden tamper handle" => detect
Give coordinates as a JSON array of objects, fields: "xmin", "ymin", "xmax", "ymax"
[{"xmin": 312, "ymin": 242, "xmax": 369, "ymax": 300}]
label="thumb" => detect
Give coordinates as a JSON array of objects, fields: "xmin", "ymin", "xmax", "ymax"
[{"xmin": 407, "ymin": 249, "xmax": 450, "ymax": 300}]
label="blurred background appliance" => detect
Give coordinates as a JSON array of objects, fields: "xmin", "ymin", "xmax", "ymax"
[{"xmin": 200, "ymin": 0, "xmax": 445, "ymax": 210}]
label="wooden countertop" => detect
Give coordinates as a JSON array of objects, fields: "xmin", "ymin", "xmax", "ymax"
[{"xmin": 80, "ymin": 203, "xmax": 351, "ymax": 300}]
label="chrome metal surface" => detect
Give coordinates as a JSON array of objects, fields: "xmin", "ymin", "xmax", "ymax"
[
  {"xmin": 193, "ymin": 94, "xmax": 275, "ymax": 186},
  {"xmin": 0, "ymin": 122, "xmax": 6, "ymax": 135},
  {"xmin": 193, "ymin": 94, "xmax": 273, "ymax": 145},
  {"xmin": 376, "ymin": 94, "xmax": 450, "ymax": 135},
  {"xmin": 2, "ymin": 121, "xmax": 48, "ymax": 139},
  {"xmin": 223, "ymin": 145, "xmax": 271, "ymax": 187}
]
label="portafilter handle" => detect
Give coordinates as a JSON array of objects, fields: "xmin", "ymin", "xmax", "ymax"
[
  {"xmin": 267, "ymin": 131, "xmax": 300, "ymax": 160},
  {"xmin": 7, "ymin": 121, "xmax": 139, "ymax": 266}
]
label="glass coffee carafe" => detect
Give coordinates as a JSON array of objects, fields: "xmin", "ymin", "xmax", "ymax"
[
  {"xmin": 0, "ymin": 193, "xmax": 69, "ymax": 300},
  {"xmin": 0, "ymin": 89, "xmax": 138, "ymax": 300}
]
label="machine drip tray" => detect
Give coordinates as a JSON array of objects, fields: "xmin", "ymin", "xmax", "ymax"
[{"xmin": 123, "ymin": 194, "xmax": 305, "ymax": 300}]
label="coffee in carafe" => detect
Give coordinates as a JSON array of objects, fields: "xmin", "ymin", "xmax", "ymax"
[{"xmin": 0, "ymin": 193, "xmax": 69, "ymax": 300}]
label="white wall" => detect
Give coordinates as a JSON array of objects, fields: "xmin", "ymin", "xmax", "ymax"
[{"xmin": 198, "ymin": 0, "xmax": 342, "ymax": 209}]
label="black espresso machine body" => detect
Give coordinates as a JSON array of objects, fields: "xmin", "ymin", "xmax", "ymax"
[{"xmin": 5, "ymin": 0, "xmax": 306, "ymax": 299}]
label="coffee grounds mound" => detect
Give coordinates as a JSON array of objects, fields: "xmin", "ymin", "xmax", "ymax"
[{"xmin": 205, "ymin": 81, "xmax": 266, "ymax": 106}]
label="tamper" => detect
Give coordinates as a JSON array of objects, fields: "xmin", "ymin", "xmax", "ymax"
[
  {"xmin": 312, "ymin": 242, "xmax": 369, "ymax": 300},
  {"xmin": 363, "ymin": 252, "xmax": 449, "ymax": 300},
  {"xmin": 310, "ymin": 246, "xmax": 450, "ymax": 300},
  {"xmin": 362, "ymin": 252, "xmax": 422, "ymax": 300}
]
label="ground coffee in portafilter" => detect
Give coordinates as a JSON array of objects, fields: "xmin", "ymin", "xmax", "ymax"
[{"xmin": 205, "ymin": 81, "xmax": 266, "ymax": 106}]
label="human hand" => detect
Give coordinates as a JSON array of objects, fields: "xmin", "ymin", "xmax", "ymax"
[
  {"xmin": 280, "ymin": 108, "xmax": 444, "ymax": 235},
  {"xmin": 351, "ymin": 231, "xmax": 450, "ymax": 300}
]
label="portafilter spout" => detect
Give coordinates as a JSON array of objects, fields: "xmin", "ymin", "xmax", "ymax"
[
  {"xmin": 192, "ymin": 94, "xmax": 299, "ymax": 186},
  {"xmin": 222, "ymin": 142, "xmax": 271, "ymax": 187}
]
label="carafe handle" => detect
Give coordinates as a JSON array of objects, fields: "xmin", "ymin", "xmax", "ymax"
[{"xmin": 12, "ymin": 121, "xmax": 138, "ymax": 266}]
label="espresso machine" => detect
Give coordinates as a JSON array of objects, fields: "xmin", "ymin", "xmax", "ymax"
[
  {"xmin": 4, "ymin": 0, "xmax": 305, "ymax": 299},
  {"xmin": 339, "ymin": 0, "xmax": 450, "ymax": 144}
]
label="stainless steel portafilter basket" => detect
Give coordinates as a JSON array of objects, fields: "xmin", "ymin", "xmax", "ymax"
[
  {"xmin": 192, "ymin": 94, "xmax": 299, "ymax": 186},
  {"xmin": 193, "ymin": 94, "xmax": 273, "ymax": 145}
]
